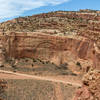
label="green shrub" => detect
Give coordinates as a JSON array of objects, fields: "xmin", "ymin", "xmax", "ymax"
[{"xmin": 76, "ymin": 62, "xmax": 82, "ymax": 69}]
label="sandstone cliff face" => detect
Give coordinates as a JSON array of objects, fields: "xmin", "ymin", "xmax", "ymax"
[
  {"xmin": 73, "ymin": 69, "xmax": 100, "ymax": 100},
  {"xmin": 0, "ymin": 32, "xmax": 99, "ymax": 69},
  {"xmin": 0, "ymin": 10, "xmax": 100, "ymax": 54},
  {"xmin": 0, "ymin": 10, "xmax": 100, "ymax": 49}
]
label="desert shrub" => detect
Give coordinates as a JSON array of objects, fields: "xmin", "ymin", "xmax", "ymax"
[
  {"xmin": 45, "ymin": 61, "xmax": 49, "ymax": 64},
  {"xmin": 61, "ymin": 72, "xmax": 69, "ymax": 75},
  {"xmin": 0, "ymin": 65, "xmax": 4, "ymax": 68},
  {"xmin": 76, "ymin": 62, "xmax": 82, "ymax": 69},
  {"xmin": 86, "ymin": 66, "xmax": 90, "ymax": 72},
  {"xmin": 32, "ymin": 64, "xmax": 34, "ymax": 67},
  {"xmin": 37, "ymin": 58, "xmax": 40, "ymax": 61},
  {"xmin": 59, "ymin": 63, "xmax": 68, "ymax": 70},
  {"xmin": 76, "ymin": 62, "xmax": 81, "ymax": 66},
  {"xmin": 54, "ymin": 31, "xmax": 57, "ymax": 34},
  {"xmin": 50, "ymin": 62, "xmax": 58, "ymax": 67},
  {"xmin": 33, "ymin": 58, "xmax": 37, "ymax": 62},
  {"xmin": 42, "ymin": 61, "xmax": 45, "ymax": 64},
  {"xmin": 12, "ymin": 64, "xmax": 17, "ymax": 68},
  {"xmin": 25, "ymin": 59, "xmax": 28, "ymax": 62},
  {"xmin": 24, "ymin": 58, "xmax": 29, "ymax": 62},
  {"xmin": 37, "ymin": 59, "xmax": 44, "ymax": 63},
  {"xmin": 70, "ymin": 73, "xmax": 77, "ymax": 76},
  {"xmin": 13, "ymin": 70, "xmax": 17, "ymax": 73}
]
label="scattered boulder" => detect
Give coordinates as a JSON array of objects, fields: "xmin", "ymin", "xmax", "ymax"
[{"xmin": 73, "ymin": 68, "xmax": 100, "ymax": 100}]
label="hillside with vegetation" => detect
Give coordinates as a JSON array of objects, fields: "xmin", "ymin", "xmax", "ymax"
[{"xmin": 0, "ymin": 9, "xmax": 100, "ymax": 100}]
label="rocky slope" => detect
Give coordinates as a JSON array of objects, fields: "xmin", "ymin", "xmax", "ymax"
[
  {"xmin": 0, "ymin": 9, "xmax": 100, "ymax": 48},
  {"xmin": 0, "ymin": 32, "xmax": 99, "ymax": 70},
  {"xmin": 0, "ymin": 9, "xmax": 100, "ymax": 100},
  {"xmin": 73, "ymin": 69, "xmax": 100, "ymax": 100},
  {"xmin": 0, "ymin": 9, "xmax": 99, "ymax": 70}
]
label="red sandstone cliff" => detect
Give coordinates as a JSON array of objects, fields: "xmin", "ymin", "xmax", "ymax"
[
  {"xmin": 0, "ymin": 32, "xmax": 99, "ymax": 69},
  {"xmin": 0, "ymin": 10, "xmax": 100, "ymax": 70}
]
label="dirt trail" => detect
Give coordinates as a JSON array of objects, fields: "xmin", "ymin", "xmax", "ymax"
[
  {"xmin": 0, "ymin": 70, "xmax": 81, "ymax": 87},
  {"xmin": 54, "ymin": 83, "xmax": 64, "ymax": 100}
]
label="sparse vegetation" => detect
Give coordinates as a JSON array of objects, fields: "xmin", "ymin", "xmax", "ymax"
[
  {"xmin": 0, "ymin": 80, "xmax": 7, "ymax": 100},
  {"xmin": 0, "ymin": 9, "xmax": 99, "ymax": 100},
  {"xmin": 1, "ymin": 79, "xmax": 77, "ymax": 100},
  {"xmin": 59, "ymin": 63, "xmax": 68, "ymax": 70},
  {"xmin": 76, "ymin": 62, "xmax": 82, "ymax": 69}
]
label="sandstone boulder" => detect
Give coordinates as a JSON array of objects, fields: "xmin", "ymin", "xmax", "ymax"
[{"xmin": 73, "ymin": 69, "xmax": 100, "ymax": 100}]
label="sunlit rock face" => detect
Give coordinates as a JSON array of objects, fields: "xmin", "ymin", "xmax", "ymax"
[
  {"xmin": 0, "ymin": 10, "xmax": 100, "ymax": 69},
  {"xmin": 0, "ymin": 32, "xmax": 99, "ymax": 69},
  {"xmin": 73, "ymin": 69, "xmax": 100, "ymax": 100}
]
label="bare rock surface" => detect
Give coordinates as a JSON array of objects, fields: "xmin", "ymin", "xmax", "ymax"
[{"xmin": 73, "ymin": 69, "xmax": 100, "ymax": 100}]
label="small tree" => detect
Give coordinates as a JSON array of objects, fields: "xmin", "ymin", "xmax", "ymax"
[
  {"xmin": 59, "ymin": 63, "xmax": 68, "ymax": 70},
  {"xmin": 32, "ymin": 64, "xmax": 34, "ymax": 67},
  {"xmin": 76, "ymin": 62, "xmax": 82, "ymax": 69},
  {"xmin": 10, "ymin": 58, "xmax": 17, "ymax": 71},
  {"xmin": 76, "ymin": 62, "xmax": 81, "ymax": 66}
]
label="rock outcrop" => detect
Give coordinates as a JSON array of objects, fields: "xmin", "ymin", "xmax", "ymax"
[
  {"xmin": 73, "ymin": 69, "xmax": 100, "ymax": 100},
  {"xmin": 0, "ymin": 10, "xmax": 100, "ymax": 52}
]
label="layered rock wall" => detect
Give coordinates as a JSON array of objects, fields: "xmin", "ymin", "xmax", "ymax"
[{"xmin": 0, "ymin": 32, "xmax": 99, "ymax": 69}]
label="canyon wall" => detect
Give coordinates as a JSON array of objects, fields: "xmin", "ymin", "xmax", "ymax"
[{"xmin": 0, "ymin": 32, "xmax": 100, "ymax": 69}]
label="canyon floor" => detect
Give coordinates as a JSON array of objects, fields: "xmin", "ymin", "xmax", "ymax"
[
  {"xmin": 0, "ymin": 59, "xmax": 82, "ymax": 100},
  {"xmin": 0, "ymin": 70, "xmax": 81, "ymax": 100}
]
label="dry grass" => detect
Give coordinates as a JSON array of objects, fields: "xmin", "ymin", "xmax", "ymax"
[
  {"xmin": 4, "ymin": 79, "xmax": 77, "ymax": 100},
  {"xmin": 0, "ymin": 58, "xmax": 77, "ymax": 77}
]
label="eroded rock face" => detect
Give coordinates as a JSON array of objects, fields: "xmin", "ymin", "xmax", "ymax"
[
  {"xmin": 0, "ymin": 32, "xmax": 100, "ymax": 69},
  {"xmin": 0, "ymin": 10, "xmax": 100, "ymax": 70},
  {"xmin": 73, "ymin": 69, "xmax": 100, "ymax": 100},
  {"xmin": 0, "ymin": 39, "xmax": 6, "ymax": 67},
  {"xmin": 0, "ymin": 10, "xmax": 100, "ymax": 50}
]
